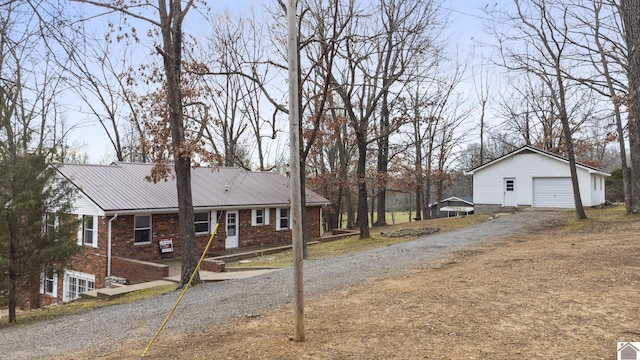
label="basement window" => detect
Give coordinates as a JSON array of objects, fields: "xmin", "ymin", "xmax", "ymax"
[
  {"xmin": 40, "ymin": 268, "xmax": 57, "ymax": 297},
  {"xmin": 63, "ymin": 270, "xmax": 95, "ymax": 302}
]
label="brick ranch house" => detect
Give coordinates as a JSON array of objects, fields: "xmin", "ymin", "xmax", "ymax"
[{"xmin": 40, "ymin": 162, "xmax": 329, "ymax": 304}]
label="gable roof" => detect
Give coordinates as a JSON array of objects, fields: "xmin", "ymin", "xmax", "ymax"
[
  {"xmin": 429, "ymin": 196, "xmax": 474, "ymax": 207},
  {"xmin": 465, "ymin": 145, "xmax": 610, "ymax": 176},
  {"xmin": 57, "ymin": 163, "xmax": 329, "ymax": 214}
]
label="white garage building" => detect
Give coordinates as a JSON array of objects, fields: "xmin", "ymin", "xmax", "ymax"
[{"xmin": 466, "ymin": 146, "xmax": 610, "ymax": 213}]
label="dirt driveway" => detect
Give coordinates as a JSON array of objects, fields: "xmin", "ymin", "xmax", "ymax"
[{"xmin": 60, "ymin": 209, "xmax": 639, "ymax": 359}]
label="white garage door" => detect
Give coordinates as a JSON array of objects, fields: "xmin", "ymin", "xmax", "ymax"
[{"xmin": 532, "ymin": 177, "xmax": 574, "ymax": 208}]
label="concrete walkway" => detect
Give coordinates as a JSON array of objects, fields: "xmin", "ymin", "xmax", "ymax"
[
  {"xmin": 81, "ymin": 269, "xmax": 282, "ymax": 300},
  {"xmin": 163, "ymin": 268, "xmax": 280, "ymax": 283},
  {"xmin": 82, "ymin": 280, "xmax": 176, "ymax": 300}
]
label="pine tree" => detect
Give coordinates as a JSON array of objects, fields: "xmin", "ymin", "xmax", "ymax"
[{"xmin": 0, "ymin": 153, "xmax": 80, "ymax": 323}]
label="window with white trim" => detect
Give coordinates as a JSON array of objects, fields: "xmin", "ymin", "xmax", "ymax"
[
  {"xmin": 83, "ymin": 215, "xmax": 94, "ymax": 245},
  {"xmin": 44, "ymin": 212, "xmax": 57, "ymax": 235},
  {"xmin": 63, "ymin": 270, "xmax": 95, "ymax": 302},
  {"xmin": 252, "ymin": 208, "xmax": 270, "ymax": 226},
  {"xmin": 134, "ymin": 215, "xmax": 152, "ymax": 244},
  {"xmin": 40, "ymin": 268, "xmax": 57, "ymax": 297},
  {"xmin": 277, "ymin": 208, "xmax": 290, "ymax": 230},
  {"xmin": 194, "ymin": 212, "xmax": 210, "ymax": 234},
  {"xmin": 77, "ymin": 215, "xmax": 98, "ymax": 247}
]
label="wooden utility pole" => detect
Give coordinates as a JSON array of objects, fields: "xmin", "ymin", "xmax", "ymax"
[{"xmin": 287, "ymin": 0, "xmax": 305, "ymax": 342}]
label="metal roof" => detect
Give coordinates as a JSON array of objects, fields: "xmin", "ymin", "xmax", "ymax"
[
  {"xmin": 465, "ymin": 145, "xmax": 611, "ymax": 176},
  {"xmin": 57, "ymin": 163, "xmax": 330, "ymax": 212}
]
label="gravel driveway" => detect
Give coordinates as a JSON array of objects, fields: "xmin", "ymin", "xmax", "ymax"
[{"xmin": 1, "ymin": 211, "xmax": 560, "ymax": 359}]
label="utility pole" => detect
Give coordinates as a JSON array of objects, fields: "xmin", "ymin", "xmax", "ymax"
[{"xmin": 287, "ymin": 0, "xmax": 305, "ymax": 342}]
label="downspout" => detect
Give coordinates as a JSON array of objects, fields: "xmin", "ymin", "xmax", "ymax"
[{"xmin": 107, "ymin": 213, "xmax": 118, "ymax": 277}]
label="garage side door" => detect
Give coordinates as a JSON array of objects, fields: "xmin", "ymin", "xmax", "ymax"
[{"xmin": 532, "ymin": 177, "xmax": 574, "ymax": 208}]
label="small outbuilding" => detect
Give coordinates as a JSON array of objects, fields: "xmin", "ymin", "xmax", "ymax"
[
  {"xmin": 465, "ymin": 146, "xmax": 610, "ymax": 213},
  {"xmin": 429, "ymin": 196, "xmax": 474, "ymax": 218}
]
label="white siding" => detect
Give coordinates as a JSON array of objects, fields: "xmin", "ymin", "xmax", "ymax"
[
  {"xmin": 473, "ymin": 152, "xmax": 602, "ymax": 208},
  {"xmin": 72, "ymin": 193, "xmax": 104, "ymax": 216}
]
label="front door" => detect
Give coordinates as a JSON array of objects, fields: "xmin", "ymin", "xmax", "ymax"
[
  {"xmin": 503, "ymin": 178, "xmax": 517, "ymax": 207},
  {"xmin": 225, "ymin": 211, "xmax": 239, "ymax": 249}
]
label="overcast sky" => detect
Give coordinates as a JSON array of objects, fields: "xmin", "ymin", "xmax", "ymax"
[{"xmin": 66, "ymin": 0, "xmax": 493, "ymax": 164}]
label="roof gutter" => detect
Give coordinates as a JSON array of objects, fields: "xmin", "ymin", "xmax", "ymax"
[
  {"xmin": 102, "ymin": 203, "xmax": 330, "ymax": 216},
  {"xmin": 107, "ymin": 213, "xmax": 118, "ymax": 277}
]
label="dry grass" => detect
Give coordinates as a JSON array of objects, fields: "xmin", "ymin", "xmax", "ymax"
[
  {"xmin": 0, "ymin": 284, "xmax": 177, "ymax": 328},
  {"xmin": 3, "ymin": 215, "xmax": 487, "ymax": 327},
  {"xmin": 83, "ymin": 205, "xmax": 640, "ymax": 359},
  {"xmin": 230, "ymin": 213, "xmax": 491, "ymax": 268}
]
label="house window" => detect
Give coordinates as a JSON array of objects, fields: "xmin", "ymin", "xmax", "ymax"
[
  {"xmin": 44, "ymin": 212, "xmax": 57, "ymax": 235},
  {"xmin": 505, "ymin": 179, "xmax": 514, "ymax": 191},
  {"xmin": 600, "ymin": 177, "xmax": 603, "ymax": 190},
  {"xmin": 593, "ymin": 176, "xmax": 597, "ymax": 190},
  {"xmin": 277, "ymin": 208, "xmax": 289, "ymax": 230},
  {"xmin": 194, "ymin": 212, "xmax": 210, "ymax": 234},
  {"xmin": 63, "ymin": 270, "xmax": 95, "ymax": 302},
  {"xmin": 41, "ymin": 268, "xmax": 57, "ymax": 297},
  {"xmin": 78, "ymin": 215, "xmax": 97, "ymax": 247},
  {"xmin": 252, "ymin": 208, "xmax": 269, "ymax": 226},
  {"xmin": 134, "ymin": 215, "xmax": 152, "ymax": 244},
  {"xmin": 255, "ymin": 209, "xmax": 264, "ymax": 225},
  {"xmin": 83, "ymin": 215, "xmax": 94, "ymax": 245}
]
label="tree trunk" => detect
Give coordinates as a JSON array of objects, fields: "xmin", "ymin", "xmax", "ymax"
[
  {"xmin": 356, "ymin": 131, "xmax": 370, "ymax": 239},
  {"xmin": 175, "ymin": 157, "xmax": 199, "ymax": 286},
  {"xmin": 414, "ymin": 115, "xmax": 423, "ymax": 221},
  {"xmin": 159, "ymin": 0, "xmax": 200, "ymax": 286},
  {"xmin": 369, "ymin": 183, "xmax": 376, "ymax": 226},
  {"xmin": 556, "ymin": 76, "xmax": 587, "ymax": 219},
  {"xmin": 414, "ymin": 181, "xmax": 423, "ymax": 221},
  {"xmin": 627, "ymin": 111, "xmax": 640, "ymax": 213},
  {"xmin": 375, "ymin": 98, "xmax": 390, "ymax": 226},
  {"xmin": 620, "ymin": 0, "xmax": 640, "ymax": 213},
  {"xmin": 592, "ymin": 3, "xmax": 632, "ymax": 213},
  {"xmin": 344, "ymin": 189, "xmax": 355, "ymax": 229},
  {"xmin": 8, "ymin": 226, "xmax": 17, "ymax": 323}
]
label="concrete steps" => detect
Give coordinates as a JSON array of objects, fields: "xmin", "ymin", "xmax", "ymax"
[{"xmin": 81, "ymin": 280, "xmax": 175, "ymax": 300}]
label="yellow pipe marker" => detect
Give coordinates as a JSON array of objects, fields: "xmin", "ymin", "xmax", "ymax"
[{"xmin": 140, "ymin": 222, "xmax": 220, "ymax": 358}]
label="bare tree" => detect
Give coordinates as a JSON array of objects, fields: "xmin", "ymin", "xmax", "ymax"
[
  {"xmin": 0, "ymin": 0, "xmax": 81, "ymax": 323},
  {"xmin": 199, "ymin": 11, "xmax": 278, "ymax": 169},
  {"xmin": 472, "ymin": 57, "xmax": 492, "ymax": 165},
  {"xmin": 323, "ymin": 0, "xmax": 442, "ymax": 238},
  {"xmin": 566, "ymin": 0, "xmax": 631, "ymax": 212},
  {"xmin": 75, "ymin": 0, "xmax": 204, "ymax": 286},
  {"xmin": 619, "ymin": 0, "xmax": 640, "ymax": 213},
  {"xmin": 493, "ymin": 0, "xmax": 587, "ymax": 219},
  {"xmin": 66, "ymin": 39, "xmax": 149, "ymax": 162}
]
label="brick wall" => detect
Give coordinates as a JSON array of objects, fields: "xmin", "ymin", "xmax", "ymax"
[
  {"xmin": 111, "ymin": 256, "xmax": 169, "ymax": 284},
  {"xmin": 305, "ymin": 206, "xmax": 322, "ymax": 238},
  {"xmin": 200, "ymin": 259, "xmax": 225, "ymax": 272},
  {"xmin": 110, "ymin": 213, "xmax": 181, "ymax": 261},
  {"xmin": 108, "ymin": 206, "xmax": 324, "ymax": 261},
  {"xmin": 53, "ymin": 205, "xmax": 323, "ymax": 296}
]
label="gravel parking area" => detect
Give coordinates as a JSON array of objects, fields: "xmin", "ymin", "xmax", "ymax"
[{"xmin": 0, "ymin": 211, "xmax": 560, "ymax": 359}]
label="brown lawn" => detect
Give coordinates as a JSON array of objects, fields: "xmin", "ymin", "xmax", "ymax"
[{"xmin": 63, "ymin": 208, "xmax": 640, "ymax": 359}]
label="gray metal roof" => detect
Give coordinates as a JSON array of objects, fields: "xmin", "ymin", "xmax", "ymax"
[{"xmin": 57, "ymin": 163, "xmax": 330, "ymax": 212}]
